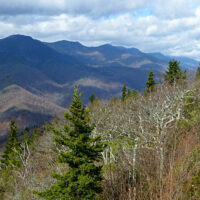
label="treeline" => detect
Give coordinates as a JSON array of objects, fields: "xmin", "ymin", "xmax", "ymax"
[{"xmin": 0, "ymin": 59, "xmax": 200, "ymax": 200}]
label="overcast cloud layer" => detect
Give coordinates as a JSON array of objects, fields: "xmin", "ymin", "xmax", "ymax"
[{"xmin": 0, "ymin": 0, "xmax": 200, "ymax": 59}]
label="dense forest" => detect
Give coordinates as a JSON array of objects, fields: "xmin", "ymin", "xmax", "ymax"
[{"xmin": 0, "ymin": 60, "xmax": 200, "ymax": 200}]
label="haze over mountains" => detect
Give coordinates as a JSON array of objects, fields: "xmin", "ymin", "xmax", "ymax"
[{"xmin": 0, "ymin": 34, "xmax": 198, "ymax": 142}]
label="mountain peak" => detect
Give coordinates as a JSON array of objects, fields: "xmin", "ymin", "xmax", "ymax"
[
  {"xmin": 53, "ymin": 40, "xmax": 83, "ymax": 47},
  {"xmin": 99, "ymin": 43, "xmax": 113, "ymax": 48},
  {"xmin": 5, "ymin": 34, "xmax": 33, "ymax": 40}
]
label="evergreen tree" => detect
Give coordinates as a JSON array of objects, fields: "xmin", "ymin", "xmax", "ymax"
[
  {"xmin": 29, "ymin": 127, "xmax": 40, "ymax": 145},
  {"xmin": 164, "ymin": 59, "xmax": 186, "ymax": 84},
  {"xmin": 127, "ymin": 88, "xmax": 131, "ymax": 97},
  {"xmin": 122, "ymin": 84, "xmax": 127, "ymax": 101},
  {"xmin": 35, "ymin": 88, "xmax": 105, "ymax": 200},
  {"xmin": 132, "ymin": 89, "xmax": 138, "ymax": 97},
  {"xmin": 89, "ymin": 93, "xmax": 96, "ymax": 103},
  {"xmin": 145, "ymin": 69, "xmax": 157, "ymax": 93},
  {"xmin": 195, "ymin": 64, "xmax": 200, "ymax": 81},
  {"xmin": 0, "ymin": 120, "xmax": 20, "ymax": 170}
]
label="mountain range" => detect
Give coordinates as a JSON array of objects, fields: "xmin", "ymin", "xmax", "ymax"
[{"xmin": 0, "ymin": 34, "xmax": 198, "ymax": 142}]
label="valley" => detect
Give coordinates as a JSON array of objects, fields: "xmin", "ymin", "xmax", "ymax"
[{"xmin": 0, "ymin": 34, "xmax": 198, "ymax": 140}]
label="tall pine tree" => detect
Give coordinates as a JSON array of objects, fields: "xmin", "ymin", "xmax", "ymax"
[
  {"xmin": 0, "ymin": 120, "xmax": 20, "ymax": 170},
  {"xmin": 164, "ymin": 59, "xmax": 186, "ymax": 84},
  {"xmin": 122, "ymin": 84, "xmax": 127, "ymax": 101},
  {"xmin": 89, "ymin": 93, "xmax": 96, "ymax": 104},
  {"xmin": 195, "ymin": 64, "xmax": 200, "ymax": 81},
  {"xmin": 145, "ymin": 69, "xmax": 157, "ymax": 93},
  {"xmin": 35, "ymin": 88, "xmax": 105, "ymax": 200},
  {"xmin": 127, "ymin": 88, "xmax": 131, "ymax": 97}
]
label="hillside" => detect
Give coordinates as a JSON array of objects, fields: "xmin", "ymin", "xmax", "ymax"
[
  {"xmin": 0, "ymin": 78, "xmax": 200, "ymax": 200},
  {"xmin": 0, "ymin": 35, "xmax": 157, "ymax": 102},
  {"xmin": 0, "ymin": 85, "xmax": 66, "ymax": 143},
  {"xmin": 46, "ymin": 41, "xmax": 167, "ymax": 70},
  {"xmin": 0, "ymin": 34, "xmax": 198, "ymax": 140}
]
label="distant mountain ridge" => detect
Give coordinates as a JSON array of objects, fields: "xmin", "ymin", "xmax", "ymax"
[
  {"xmin": 147, "ymin": 52, "xmax": 198, "ymax": 69},
  {"xmin": 45, "ymin": 39, "xmax": 198, "ymax": 70},
  {"xmin": 0, "ymin": 34, "xmax": 198, "ymax": 140}
]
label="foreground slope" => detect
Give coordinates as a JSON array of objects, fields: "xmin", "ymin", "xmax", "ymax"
[{"xmin": 1, "ymin": 80, "xmax": 200, "ymax": 200}]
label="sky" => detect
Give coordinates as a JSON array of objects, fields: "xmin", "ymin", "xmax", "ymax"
[{"xmin": 0, "ymin": 0, "xmax": 200, "ymax": 59}]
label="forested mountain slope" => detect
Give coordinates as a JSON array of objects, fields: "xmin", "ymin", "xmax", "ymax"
[
  {"xmin": 0, "ymin": 77, "xmax": 200, "ymax": 199},
  {"xmin": 0, "ymin": 34, "xmax": 198, "ymax": 141}
]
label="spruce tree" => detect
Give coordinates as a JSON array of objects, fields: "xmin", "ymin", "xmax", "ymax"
[
  {"xmin": 35, "ymin": 88, "xmax": 105, "ymax": 200},
  {"xmin": 122, "ymin": 84, "xmax": 127, "ymax": 101},
  {"xmin": 164, "ymin": 59, "xmax": 186, "ymax": 84},
  {"xmin": 0, "ymin": 120, "xmax": 20, "ymax": 170},
  {"xmin": 132, "ymin": 89, "xmax": 138, "ymax": 97},
  {"xmin": 195, "ymin": 64, "xmax": 200, "ymax": 81},
  {"xmin": 89, "ymin": 93, "xmax": 96, "ymax": 103},
  {"xmin": 127, "ymin": 88, "xmax": 131, "ymax": 97},
  {"xmin": 145, "ymin": 69, "xmax": 157, "ymax": 93}
]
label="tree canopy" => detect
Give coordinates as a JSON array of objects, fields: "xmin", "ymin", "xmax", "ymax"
[
  {"xmin": 35, "ymin": 88, "xmax": 105, "ymax": 200},
  {"xmin": 145, "ymin": 69, "xmax": 157, "ymax": 93},
  {"xmin": 121, "ymin": 84, "xmax": 127, "ymax": 101},
  {"xmin": 164, "ymin": 59, "xmax": 186, "ymax": 84},
  {"xmin": 0, "ymin": 120, "xmax": 20, "ymax": 170}
]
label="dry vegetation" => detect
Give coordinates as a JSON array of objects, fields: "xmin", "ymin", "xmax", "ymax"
[
  {"xmin": 0, "ymin": 84, "xmax": 66, "ymax": 139},
  {"xmin": 0, "ymin": 81, "xmax": 200, "ymax": 200}
]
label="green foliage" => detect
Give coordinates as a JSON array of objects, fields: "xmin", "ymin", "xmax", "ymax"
[
  {"xmin": 121, "ymin": 84, "xmax": 127, "ymax": 101},
  {"xmin": 0, "ymin": 120, "xmax": 20, "ymax": 170},
  {"xmin": 195, "ymin": 65, "xmax": 200, "ymax": 81},
  {"xmin": 145, "ymin": 69, "xmax": 157, "ymax": 93},
  {"xmin": 179, "ymin": 90, "xmax": 200, "ymax": 129},
  {"xmin": 121, "ymin": 83, "xmax": 140, "ymax": 101},
  {"xmin": 29, "ymin": 127, "xmax": 40, "ymax": 146},
  {"xmin": 181, "ymin": 148, "xmax": 200, "ymax": 199},
  {"xmin": 190, "ymin": 170, "xmax": 200, "ymax": 197},
  {"xmin": 89, "ymin": 93, "xmax": 96, "ymax": 103},
  {"xmin": 121, "ymin": 84, "xmax": 135, "ymax": 100},
  {"xmin": 179, "ymin": 111, "xmax": 200, "ymax": 129},
  {"xmin": 132, "ymin": 89, "xmax": 138, "ymax": 97},
  {"xmin": 164, "ymin": 59, "xmax": 186, "ymax": 84},
  {"xmin": 127, "ymin": 89, "xmax": 131, "ymax": 97},
  {"xmin": 35, "ymin": 88, "xmax": 105, "ymax": 200},
  {"xmin": 0, "ymin": 167, "xmax": 15, "ymax": 199},
  {"xmin": 0, "ymin": 122, "xmax": 41, "ymax": 199}
]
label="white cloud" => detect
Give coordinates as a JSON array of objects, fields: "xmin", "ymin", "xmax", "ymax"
[
  {"xmin": 152, "ymin": 0, "xmax": 200, "ymax": 19},
  {"xmin": 0, "ymin": 0, "xmax": 147, "ymax": 17},
  {"xmin": 0, "ymin": 0, "xmax": 200, "ymax": 59}
]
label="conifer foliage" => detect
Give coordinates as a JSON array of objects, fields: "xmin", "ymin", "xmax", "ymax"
[
  {"xmin": 121, "ymin": 84, "xmax": 127, "ymax": 101},
  {"xmin": 195, "ymin": 64, "xmax": 200, "ymax": 81},
  {"xmin": 164, "ymin": 59, "xmax": 186, "ymax": 84},
  {"xmin": 89, "ymin": 93, "xmax": 96, "ymax": 103},
  {"xmin": 145, "ymin": 69, "xmax": 157, "ymax": 93},
  {"xmin": 35, "ymin": 88, "xmax": 105, "ymax": 200},
  {"xmin": 0, "ymin": 120, "xmax": 20, "ymax": 170}
]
